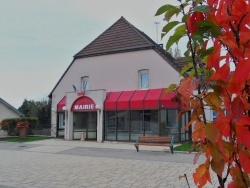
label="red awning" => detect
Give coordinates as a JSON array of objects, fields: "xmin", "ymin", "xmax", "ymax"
[
  {"xmin": 104, "ymin": 91, "xmax": 122, "ymax": 110},
  {"xmin": 57, "ymin": 96, "xmax": 66, "ymax": 111},
  {"xmin": 129, "ymin": 90, "xmax": 148, "ymax": 110},
  {"xmin": 117, "ymin": 91, "xmax": 135, "ymax": 110},
  {"xmin": 104, "ymin": 89, "xmax": 179, "ymax": 111},
  {"xmin": 160, "ymin": 91, "xmax": 178, "ymax": 109},
  {"xmin": 144, "ymin": 88, "xmax": 163, "ymax": 109}
]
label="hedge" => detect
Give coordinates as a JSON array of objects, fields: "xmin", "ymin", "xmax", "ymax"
[{"xmin": 1, "ymin": 117, "xmax": 38, "ymax": 132}]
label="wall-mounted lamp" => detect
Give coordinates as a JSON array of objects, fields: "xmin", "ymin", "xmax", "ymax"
[
  {"xmin": 62, "ymin": 106, "xmax": 67, "ymax": 111},
  {"xmin": 95, "ymin": 105, "xmax": 100, "ymax": 110}
]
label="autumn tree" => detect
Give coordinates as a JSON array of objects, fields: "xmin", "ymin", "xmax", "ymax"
[
  {"xmin": 18, "ymin": 98, "xmax": 51, "ymax": 124},
  {"xmin": 156, "ymin": 0, "xmax": 250, "ymax": 187}
]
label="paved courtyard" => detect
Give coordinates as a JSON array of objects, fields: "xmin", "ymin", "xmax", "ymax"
[{"xmin": 0, "ymin": 139, "xmax": 226, "ymax": 188}]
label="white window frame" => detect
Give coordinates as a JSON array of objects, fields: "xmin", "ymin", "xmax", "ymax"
[
  {"xmin": 81, "ymin": 76, "xmax": 89, "ymax": 91},
  {"xmin": 138, "ymin": 69, "xmax": 149, "ymax": 90},
  {"xmin": 58, "ymin": 113, "xmax": 65, "ymax": 129}
]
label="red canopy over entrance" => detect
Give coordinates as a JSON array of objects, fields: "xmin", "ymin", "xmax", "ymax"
[{"xmin": 71, "ymin": 96, "xmax": 96, "ymax": 111}]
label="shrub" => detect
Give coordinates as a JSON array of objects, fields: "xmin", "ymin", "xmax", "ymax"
[{"xmin": 1, "ymin": 117, "xmax": 38, "ymax": 135}]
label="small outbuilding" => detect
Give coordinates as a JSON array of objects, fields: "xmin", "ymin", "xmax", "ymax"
[{"xmin": 0, "ymin": 98, "xmax": 24, "ymax": 122}]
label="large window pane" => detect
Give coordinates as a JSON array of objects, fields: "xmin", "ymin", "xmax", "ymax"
[
  {"xmin": 105, "ymin": 111, "xmax": 116, "ymax": 140},
  {"xmin": 161, "ymin": 110, "xmax": 179, "ymax": 141},
  {"xmin": 144, "ymin": 110, "xmax": 158, "ymax": 136},
  {"xmin": 117, "ymin": 111, "xmax": 129, "ymax": 141},
  {"xmin": 130, "ymin": 110, "xmax": 143, "ymax": 140}
]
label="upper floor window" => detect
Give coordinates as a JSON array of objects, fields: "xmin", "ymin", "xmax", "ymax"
[
  {"xmin": 81, "ymin": 76, "xmax": 89, "ymax": 91},
  {"xmin": 139, "ymin": 70, "xmax": 149, "ymax": 89}
]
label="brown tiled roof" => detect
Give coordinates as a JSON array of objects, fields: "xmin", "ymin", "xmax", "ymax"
[{"xmin": 74, "ymin": 17, "xmax": 155, "ymax": 58}]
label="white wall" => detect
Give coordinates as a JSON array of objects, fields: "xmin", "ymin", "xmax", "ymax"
[
  {"xmin": 51, "ymin": 49, "xmax": 181, "ymax": 137},
  {"xmin": 52, "ymin": 49, "xmax": 180, "ymax": 105}
]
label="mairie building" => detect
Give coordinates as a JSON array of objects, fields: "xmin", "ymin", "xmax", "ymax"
[{"xmin": 49, "ymin": 17, "xmax": 192, "ymax": 143}]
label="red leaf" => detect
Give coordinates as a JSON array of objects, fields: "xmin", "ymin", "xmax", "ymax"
[
  {"xmin": 228, "ymin": 181, "xmax": 240, "ymax": 188},
  {"xmin": 236, "ymin": 123, "xmax": 250, "ymax": 147},
  {"xmin": 207, "ymin": 41, "xmax": 221, "ymax": 70},
  {"xmin": 228, "ymin": 75, "xmax": 244, "ymax": 95},
  {"xmin": 232, "ymin": 96, "xmax": 244, "ymax": 119},
  {"xmin": 210, "ymin": 63, "xmax": 230, "ymax": 82},
  {"xmin": 234, "ymin": 59, "xmax": 250, "ymax": 84},
  {"xmin": 215, "ymin": 113, "xmax": 231, "ymax": 137},
  {"xmin": 177, "ymin": 76, "xmax": 198, "ymax": 100},
  {"xmin": 194, "ymin": 151, "xmax": 202, "ymax": 165},
  {"xmin": 187, "ymin": 12, "xmax": 204, "ymax": 34},
  {"xmin": 193, "ymin": 164, "xmax": 212, "ymax": 188},
  {"xmin": 239, "ymin": 150, "xmax": 250, "ymax": 174},
  {"xmin": 237, "ymin": 115, "xmax": 250, "ymax": 126}
]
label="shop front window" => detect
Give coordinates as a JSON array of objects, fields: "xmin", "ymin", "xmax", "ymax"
[
  {"xmin": 144, "ymin": 110, "xmax": 158, "ymax": 136},
  {"xmin": 117, "ymin": 111, "xmax": 130, "ymax": 141},
  {"xmin": 160, "ymin": 109, "xmax": 178, "ymax": 139},
  {"xmin": 130, "ymin": 110, "xmax": 143, "ymax": 140},
  {"xmin": 105, "ymin": 111, "xmax": 116, "ymax": 140}
]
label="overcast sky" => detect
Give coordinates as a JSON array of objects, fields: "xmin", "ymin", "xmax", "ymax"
[{"xmin": 0, "ymin": 0, "xmax": 177, "ymax": 109}]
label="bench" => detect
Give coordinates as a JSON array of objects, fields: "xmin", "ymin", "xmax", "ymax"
[{"xmin": 134, "ymin": 135, "xmax": 174, "ymax": 154}]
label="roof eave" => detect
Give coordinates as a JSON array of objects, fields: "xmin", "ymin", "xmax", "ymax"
[{"xmin": 74, "ymin": 46, "xmax": 154, "ymax": 59}]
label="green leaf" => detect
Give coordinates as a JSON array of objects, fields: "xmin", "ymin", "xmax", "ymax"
[
  {"xmin": 200, "ymin": 47, "xmax": 214, "ymax": 58},
  {"xmin": 193, "ymin": 5, "xmax": 210, "ymax": 13},
  {"xmin": 175, "ymin": 24, "xmax": 186, "ymax": 33},
  {"xmin": 184, "ymin": 49, "xmax": 191, "ymax": 57},
  {"xmin": 196, "ymin": 21, "xmax": 222, "ymax": 37},
  {"xmin": 197, "ymin": 20, "xmax": 216, "ymax": 27},
  {"xmin": 193, "ymin": 26, "xmax": 211, "ymax": 38},
  {"xmin": 165, "ymin": 84, "xmax": 177, "ymax": 93},
  {"xmin": 162, "ymin": 21, "xmax": 180, "ymax": 34},
  {"xmin": 161, "ymin": 33, "xmax": 167, "ymax": 40},
  {"xmin": 182, "ymin": 14, "xmax": 188, "ymax": 22},
  {"xmin": 180, "ymin": 62, "xmax": 193, "ymax": 76},
  {"xmin": 165, "ymin": 34, "xmax": 183, "ymax": 51},
  {"xmin": 192, "ymin": 35, "xmax": 204, "ymax": 44},
  {"xmin": 155, "ymin": 4, "xmax": 176, "ymax": 16},
  {"xmin": 165, "ymin": 7, "xmax": 181, "ymax": 22},
  {"xmin": 209, "ymin": 27, "xmax": 222, "ymax": 37}
]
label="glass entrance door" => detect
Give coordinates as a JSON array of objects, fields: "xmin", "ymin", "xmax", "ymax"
[{"xmin": 73, "ymin": 112, "xmax": 97, "ymax": 140}]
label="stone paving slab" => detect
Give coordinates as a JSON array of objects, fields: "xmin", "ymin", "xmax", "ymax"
[
  {"xmin": 0, "ymin": 150, "xmax": 200, "ymax": 188},
  {"xmin": 24, "ymin": 145, "xmax": 75, "ymax": 153}
]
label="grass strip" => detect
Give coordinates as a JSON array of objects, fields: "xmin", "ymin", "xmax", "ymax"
[{"xmin": 0, "ymin": 136, "xmax": 53, "ymax": 142}]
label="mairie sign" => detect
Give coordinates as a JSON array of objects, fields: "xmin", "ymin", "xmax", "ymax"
[{"xmin": 71, "ymin": 96, "xmax": 96, "ymax": 111}]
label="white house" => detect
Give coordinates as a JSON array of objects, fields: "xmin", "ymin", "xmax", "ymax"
[{"xmin": 49, "ymin": 17, "xmax": 191, "ymax": 142}]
